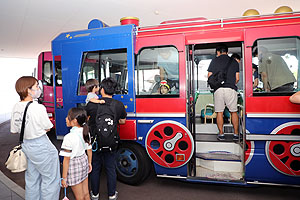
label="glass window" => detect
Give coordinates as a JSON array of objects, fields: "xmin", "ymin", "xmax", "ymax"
[
  {"xmin": 42, "ymin": 61, "xmax": 62, "ymax": 86},
  {"xmin": 136, "ymin": 46, "xmax": 179, "ymax": 96},
  {"xmin": 252, "ymin": 37, "xmax": 299, "ymax": 95},
  {"xmin": 78, "ymin": 48, "xmax": 128, "ymax": 95}
]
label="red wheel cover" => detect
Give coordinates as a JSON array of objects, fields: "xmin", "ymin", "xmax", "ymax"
[
  {"xmin": 145, "ymin": 120, "xmax": 194, "ymax": 168},
  {"xmin": 266, "ymin": 122, "xmax": 300, "ymax": 176}
]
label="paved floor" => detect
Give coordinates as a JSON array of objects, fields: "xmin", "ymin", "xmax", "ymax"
[{"xmin": 0, "ymin": 121, "xmax": 299, "ymax": 200}]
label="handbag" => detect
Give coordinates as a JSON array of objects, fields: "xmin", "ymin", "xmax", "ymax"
[
  {"xmin": 207, "ymin": 57, "xmax": 233, "ymax": 91},
  {"xmin": 5, "ymin": 101, "xmax": 32, "ymax": 173}
]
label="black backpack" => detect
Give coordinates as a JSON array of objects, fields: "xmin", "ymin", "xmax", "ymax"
[
  {"xmin": 207, "ymin": 58, "xmax": 233, "ymax": 91},
  {"xmin": 95, "ymin": 100, "xmax": 119, "ymax": 152}
]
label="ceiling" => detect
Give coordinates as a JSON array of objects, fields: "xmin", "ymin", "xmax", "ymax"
[{"xmin": 1, "ymin": 0, "xmax": 300, "ymax": 59}]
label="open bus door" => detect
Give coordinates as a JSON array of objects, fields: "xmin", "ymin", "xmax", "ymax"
[{"xmin": 188, "ymin": 39, "xmax": 245, "ymax": 183}]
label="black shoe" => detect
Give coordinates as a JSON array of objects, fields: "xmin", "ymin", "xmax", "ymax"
[
  {"xmin": 217, "ymin": 134, "xmax": 225, "ymax": 141},
  {"xmin": 233, "ymin": 134, "xmax": 239, "ymax": 141}
]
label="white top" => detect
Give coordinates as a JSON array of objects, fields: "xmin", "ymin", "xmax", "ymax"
[
  {"xmin": 85, "ymin": 92, "xmax": 98, "ymax": 104},
  {"xmin": 10, "ymin": 101, "xmax": 53, "ymax": 140},
  {"xmin": 59, "ymin": 126, "xmax": 92, "ymax": 159}
]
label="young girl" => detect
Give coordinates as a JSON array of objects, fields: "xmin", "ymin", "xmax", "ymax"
[{"xmin": 60, "ymin": 108, "xmax": 92, "ymax": 200}]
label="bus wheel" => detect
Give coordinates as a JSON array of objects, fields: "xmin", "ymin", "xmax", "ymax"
[
  {"xmin": 266, "ymin": 122, "xmax": 300, "ymax": 176},
  {"xmin": 116, "ymin": 142, "xmax": 152, "ymax": 185}
]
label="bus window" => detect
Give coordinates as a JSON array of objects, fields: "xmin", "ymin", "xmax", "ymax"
[
  {"xmin": 42, "ymin": 60, "xmax": 62, "ymax": 86},
  {"xmin": 136, "ymin": 46, "xmax": 179, "ymax": 96},
  {"xmin": 42, "ymin": 61, "xmax": 52, "ymax": 85},
  {"xmin": 252, "ymin": 37, "xmax": 299, "ymax": 95},
  {"xmin": 78, "ymin": 49, "xmax": 128, "ymax": 96}
]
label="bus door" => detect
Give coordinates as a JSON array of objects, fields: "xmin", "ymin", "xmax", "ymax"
[
  {"xmin": 38, "ymin": 52, "xmax": 62, "ymax": 126},
  {"xmin": 244, "ymin": 24, "xmax": 300, "ymax": 185},
  {"xmin": 52, "ymin": 25, "xmax": 136, "ymax": 137},
  {"xmin": 188, "ymin": 40, "xmax": 245, "ymax": 182},
  {"xmin": 136, "ymin": 34, "xmax": 195, "ymax": 177}
]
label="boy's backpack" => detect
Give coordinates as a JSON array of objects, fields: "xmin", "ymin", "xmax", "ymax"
[{"xmin": 95, "ymin": 100, "xmax": 119, "ymax": 152}]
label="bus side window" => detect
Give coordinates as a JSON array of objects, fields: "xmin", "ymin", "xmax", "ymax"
[
  {"xmin": 136, "ymin": 46, "xmax": 179, "ymax": 96},
  {"xmin": 78, "ymin": 49, "xmax": 128, "ymax": 96},
  {"xmin": 42, "ymin": 61, "xmax": 52, "ymax": 86},
  {"xmin": 252, "ymin": 37, "xmax": 299, "ymax": 95}
]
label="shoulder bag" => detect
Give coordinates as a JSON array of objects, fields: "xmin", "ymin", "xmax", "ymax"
[
  {"xmin": 5, "ymin": 101, "xmax": 32, "ymax": 173},
  {"xmin": 207, "ymin": 57, "xmax": 233, "ymax": 91}
]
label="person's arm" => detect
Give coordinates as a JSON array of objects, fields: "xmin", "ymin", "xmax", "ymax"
[
  {"xmin": 235, "ymin": 72, "xmax": 240, "ymax": 84},
  {"xmin": 86, "ymin": 149, "xmax": 92, "ymax": 173},
  {"xmin": 118, "ymin": 102, "xmax": 127, "ymax": 125},
  {"xmin": 89, "ymin": 98, "xmax": 105, "ymax": 104},
  {"xmin": 37, "ymin": 104, "xmax": 53, "ymax": 131},
  {"xmin": 253, "ymin": 78, "xmax": 259, "ymax": 88},
  {"xmin": 261, "ymin": 72, "xmax": 270, "ymax": 92},
  {"xmin": 207, "ymin": 72, "xmax": 213, "ymax": 78},
  {"xmin": 119, "ymin": 118, "xmax": 126, "ymax": 124},
  {"xmin": 59, "ymin": 134, "xmax": 72, "ymax": 187},
  {"xmin": 160, "ymin": 67, "xmax": 166, "ymax": 81},
  {"xmin": 289, "ymin": 91, "xmax": 300, "ymax": 104},
  {"xmin": 61, "ymin": 155, "xmax": 70, "ymax": 188}
]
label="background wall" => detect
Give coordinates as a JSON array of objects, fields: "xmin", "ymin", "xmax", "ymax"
[{"xmin": 0, "ymin": 58, "xmax": 36, "ymax": 124}]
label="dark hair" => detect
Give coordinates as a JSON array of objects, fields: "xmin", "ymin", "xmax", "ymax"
[
  {"xmin": 85, "ymin": 79, "xmax": 99, "ymax": 92},
  {"xmin": 252, "ymin": 46, "xmax": 258, "ymax": 57},
  {"xmin": 252, "ymin": 63, "xmax": 258, "ymax": 71},
  {"xmin": 100, "ymin": 77, "xmax": 117, "ymax": 95},
  {"xmin": 67, "ymin": 107, "xmax": 90, "ymax": 143},
  {"xmin": 15, "ymin": 76, "xmax": 38, "ymax": 100},
  {"xmin": 216, "ymin": 43, "xmax": 228, "ymax": 54},
  {"xmin": 231, "ymin": 53, "xmax": 241, "ymax": 61}
]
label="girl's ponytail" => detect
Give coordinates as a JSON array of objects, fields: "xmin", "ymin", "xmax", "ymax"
[
  {"xmin": 68, "ymin": 107, "xmax": 90, "ymax": 144},
  {"xmin": 81, "ymin": 122, "xmax": 90, "ymax": 144}
]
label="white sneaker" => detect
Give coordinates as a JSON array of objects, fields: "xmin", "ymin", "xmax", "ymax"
[
  {"xmin": 109, "ymin": 191, "xmax": 118, "ymax": 200},
  {"xmin": 90, "ymin": 191, "xmax": 99, "ymax": 200}
]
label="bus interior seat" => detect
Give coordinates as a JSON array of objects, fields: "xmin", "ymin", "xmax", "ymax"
[
  {"xmin": 150, "ymin": 74, "xmax": 161, "ymax": 94},
  {"xmin": 201, "ymin": 104, "xmax": 217, "ymax": 124},
  {"xmin": 195, "ymin": 92, "xmax": 216, "ymax": 123}
]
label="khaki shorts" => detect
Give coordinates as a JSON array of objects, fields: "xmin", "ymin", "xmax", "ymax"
[{"xmin": 214, "ymin": 88, "xmax": 238, "ymax": 112}]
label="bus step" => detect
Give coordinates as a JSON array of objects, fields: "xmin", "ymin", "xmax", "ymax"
[
  {"xmin": 195, "ymin": 133, "xmax": 240, "ymax": 142},
  {"xmin": 196, "ymin": 151, "xmax": 241, "ymax": 162},
  {"xmin": 223, "ymin": 124, "xmax": 234, "ymax": 134},
  {"xmin": 195, "ymin": 166, "xmax": 243, "ymax": 180}
]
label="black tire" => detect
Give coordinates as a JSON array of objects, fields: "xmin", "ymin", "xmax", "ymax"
[{"xmin": 116, "ymin": 142, "xmax": 152, "ymax": 185}]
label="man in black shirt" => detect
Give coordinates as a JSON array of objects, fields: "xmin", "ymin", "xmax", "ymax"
[
  {"xmin": 207, "ymin": 44, "xmax": 239, "ymax": 141},
  {"xmin": 86, "ymin": 77, "xmax": 126, "ymax": 200}
]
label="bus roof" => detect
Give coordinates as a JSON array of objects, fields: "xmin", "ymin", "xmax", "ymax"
[{"xmin": 137, "ymin": 12, "xmax": 300, "ymax": 36}]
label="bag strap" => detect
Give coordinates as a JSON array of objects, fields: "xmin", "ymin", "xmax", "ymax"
[
  {"xmin": 223, "ymin": 57, "xmax": 233, "ymax": 82},
  {"xmin": 97, "ymin": 98, "xmax": 117, "ymax": 121},
  {"xmin": 19, "ymin": 101, "xmax": 33, "ymax": 144}
]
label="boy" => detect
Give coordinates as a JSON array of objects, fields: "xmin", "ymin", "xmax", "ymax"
[{"xmin": 85, "ymin": 79, "xmax": 105, "ymax": 105}]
